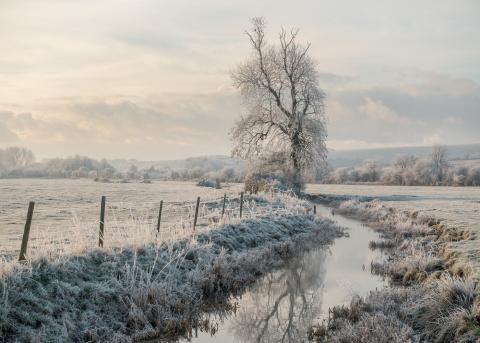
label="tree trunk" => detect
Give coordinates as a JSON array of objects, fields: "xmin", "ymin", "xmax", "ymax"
[{"xmin": 290, "ymin": 134, "xmax": 302, "ymax": 193}]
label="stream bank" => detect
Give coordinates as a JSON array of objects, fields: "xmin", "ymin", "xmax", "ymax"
[
  {"xmin": 311, "ymin": 197, "xmax": 480, "ymax": 343},
  {"xmin": 0, "ymin": 196, "xmax": 341, "ymax": 342},
  {"xmin": 171, "ymin": 204, "xmax": 386, "ymax": 342}
]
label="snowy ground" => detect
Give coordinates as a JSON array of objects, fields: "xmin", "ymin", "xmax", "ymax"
[{"xmin": 307, "ymin": 184, "xmax": 480, "ymax": 277}]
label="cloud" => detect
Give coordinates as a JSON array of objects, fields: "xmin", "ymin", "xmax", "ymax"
[
  {"xmin": 1, "ymin": 69, "xmax": 478, "ymax": 158},
  {"xmin": 0, "ymin": 1, "xmax": 479, "ymax": 156},
  {"xmin": 326, "ymin": 70, "xmax": 480, "ymax": 150},
  {"xmin": 423, "ymin": 132, "xmax": 443, "ymax": 145},
  {"xmin": 0, "ymin": 112, "xmax": 19, "ymax": 144},
  {"xmin": 0, "ymin": 90, "xmax": 241, "ymax": 159},
  {"xmin": 360, "ymin": 97, "xmax": 410, "ymax": 124}
]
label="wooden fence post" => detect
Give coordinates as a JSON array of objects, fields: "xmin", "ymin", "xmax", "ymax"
[
  {"xmin": 239, "ymin": 192, "xmax": 244, "ymax": 219},
  {"xmin": 99, "ymin": 196, "xmax": 106, "ymax": 247},
  {"xmin": 193, "ymin": 196, "xmax": 200, "ymax": 230},
  {"xmin": 157, "ymin": 200, "xmax": 163, "ymax": 232},
  {"xmin": 221, "ymin": 194, "xmax": 226, "ymax": 217},
  {"xmin": 19, "ymin": 201, "xmax": 35, "ymax": 262}
]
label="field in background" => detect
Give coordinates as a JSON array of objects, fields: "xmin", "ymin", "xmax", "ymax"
[
  {"xmin": 306, "ymin": 184, "xmax": 480, "ymax": 274},
  {"xmin": 0, "ymin": 179, "xmax": 243, "ymax": 257}
]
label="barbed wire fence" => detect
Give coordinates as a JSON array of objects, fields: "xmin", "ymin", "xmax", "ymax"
[{"xmin": 4, "ymin": 190, "xmax": 315, "ymax": 263}]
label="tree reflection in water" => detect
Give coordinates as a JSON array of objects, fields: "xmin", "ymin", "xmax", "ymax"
[{"xmin": 230, "ymin": 248, "xmax": 327, "ymax": 342}]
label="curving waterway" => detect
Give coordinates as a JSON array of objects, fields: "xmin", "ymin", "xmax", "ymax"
[{"xmin": 175, "ymin": 204, "xmax": 386, "ymax": 342}]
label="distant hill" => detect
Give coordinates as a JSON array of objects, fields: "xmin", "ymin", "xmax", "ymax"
[
  {"xmin": 327, "ymin": 143, "xmax": 480, "ymax": 168},
  {"xmin": 108, "ymin": 155, "xmax": 244, "ymax": 173},
  {"xmin": 109, "ymin": 143, "xmax": 480, "ymax": 172}
]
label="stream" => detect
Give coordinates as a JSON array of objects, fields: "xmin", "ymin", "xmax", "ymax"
[{"xmin": 178, "ymin": 204, "xmax": 386, "ymax": 342}]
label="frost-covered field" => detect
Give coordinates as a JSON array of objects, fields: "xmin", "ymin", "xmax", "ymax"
[
  {"xmin": 0, "ymin": 180, "xmax": 243, "ymax": 257},
  {"xmin": 0, "ymin": 191, "xmax": 342, "ymax": 342},
  {"xmin": 307, "ymin": 184, "xmax": 480, "ymax": 275}
]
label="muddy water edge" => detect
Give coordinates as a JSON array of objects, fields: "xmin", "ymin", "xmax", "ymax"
[{"xmin": 157, "ymin": 204, "xmax": 387, "ymax": 342}]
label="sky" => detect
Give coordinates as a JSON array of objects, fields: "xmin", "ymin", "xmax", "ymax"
[{"xmin": 0, "ymin": 0, "xmax": 479, "ymax": 160}]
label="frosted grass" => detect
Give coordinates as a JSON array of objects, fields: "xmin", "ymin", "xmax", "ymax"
[
  {"xmin": 0, "ymin": 191, "xmax": 314, "ymax": 268},
  {"xmin": 307, "ymin": 184, "xmax": 480, "ymax": 280},
  {"xmin": 0, "ymin": 192, "xmax": 342, "ymax": 342}
]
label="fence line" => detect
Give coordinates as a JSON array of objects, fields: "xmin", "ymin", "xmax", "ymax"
[
  {"xmin": 18, "ymin": 201, "xmax": 35, "ymax": 262},
  {"xmin": 6, "ymin": 191, "xmax": 316, "ymax": 261},
  {"xmin": 156, "ymin": 200, "xmax": 163, "ymax": 233},
  {"xmin": 98, "ymin": 196, "xmax": 106, "ymax": 248}
]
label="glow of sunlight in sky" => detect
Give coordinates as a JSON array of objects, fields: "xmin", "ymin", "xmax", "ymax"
[{"xmin": 1, "ymin": 0, "xmax": 479, "ymax": 159}]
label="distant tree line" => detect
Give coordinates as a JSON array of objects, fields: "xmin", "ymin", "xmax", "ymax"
[
  {"xmin": 0, "ymin": 147, "xmax": 117, "ymax": 179},
  {"xmin": 0, "ymin": 147, "xmax": 246, "ymax": 182},
  {"xmin": 4, "ymin": 145, "xmax": 476, "ymax": 186},
  {"xmin": 169, "ymin": 156, "xmax": 245, "ymax": 182},
  {"xmin": 322, "ymin": 145, "xmax": 480, "ymax": 186}
]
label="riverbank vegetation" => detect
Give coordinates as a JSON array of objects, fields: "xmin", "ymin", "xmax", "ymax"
[
  {"xmin": 0, "ymin": 193, "xmax": 342, "ymax": 342},
  {"xmin": 311, "ymin": 198, "xmax": 480, "ymax": 342}
]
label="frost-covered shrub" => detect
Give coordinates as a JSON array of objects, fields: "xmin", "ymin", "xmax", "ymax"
[
  {"xmin": 244, "ymin": 173, "xmax": 293, "ymax": 194},
  {"xmin": 466, "ymin": 167, "xmax": 480, "ymax": 186},
  {"xmin": 357, "ymin": 159, "xmax": 381, "ymax": 182},
  {"xmin": 380, "ymin": 251, "xmax": 444, "ymax": 285},
  {"xmin": 197, "ymin": 178, "xmax": 221, "ymax": 189},
  {"xmin": 243, "ymin": 152, "xmax": 304, "ymax": 194}
]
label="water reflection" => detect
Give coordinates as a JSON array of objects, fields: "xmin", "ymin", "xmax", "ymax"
[
  {"xmin": 180, "ymin": 205, "xmax": 386, "ymax": 343},
  {"xmin": 230, "ymin": 249, "xmax": 327, "ymax": 342}
]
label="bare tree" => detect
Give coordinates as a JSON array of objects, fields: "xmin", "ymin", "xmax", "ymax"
[
  {"xmin": 2, "ymin": 146, "xmax": 35, "ymax": 169},
  {"xmin": 231, "ymin": 18, "xmax": 327, "ymax": 190},
  {"xmin": 393, "ymin": 155, "xmax": 416, "ymax": 170},
  {"xmin": 430, "ymin": 145, "xmax": 449, "ymax": 185}
]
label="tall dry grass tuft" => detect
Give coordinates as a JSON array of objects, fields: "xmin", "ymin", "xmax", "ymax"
[
  {"xmin": 411, "ymin": 274, "xmax": 480, "ymax": 342},
  {"xmin": 311, "ymin": 289, "xmax": 417, "ymax": 343}
]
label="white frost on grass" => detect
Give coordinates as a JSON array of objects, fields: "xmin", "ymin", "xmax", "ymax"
[
  {"xmin": 308, "ymin": 183, "xmax": 480, "ymax": 279},
  {"xmin": 0, "ymin": 193, "xmax": 341, "ymax": 342},
  {"xmin": 315, "ymin": 198, "xmax": 480, "ymax": 343},
  {"xmin": 1, "ymin": 192, "xmax": 312, "ymax": 262}
]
